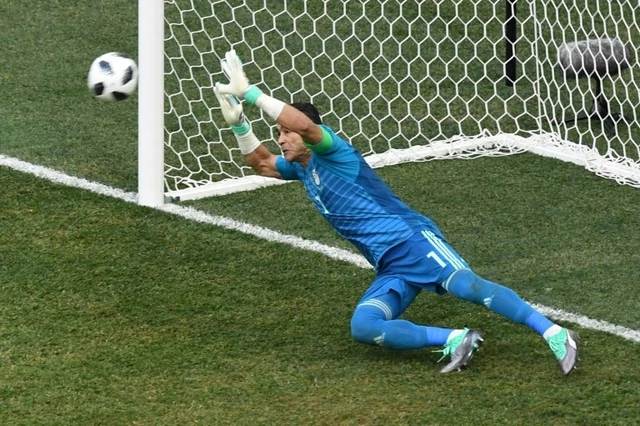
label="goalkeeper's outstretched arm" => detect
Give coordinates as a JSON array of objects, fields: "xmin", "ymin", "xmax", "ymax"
[
  {"xmin": 242, "ymin": 143, "xmax": 281, "ymax": 178},
  {"xmin": 217, "ymin": 49, "xmax": 324, "ymax": 145},
  {"xmin": 245, "ymin": 90, "xmax": 324, "ymax": 145},
  {"xmin": 213, "ymin": 84, "xmax": 282, "ymax": 179}
]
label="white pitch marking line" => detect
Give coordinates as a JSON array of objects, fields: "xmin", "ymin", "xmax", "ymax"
[{"xmin": 3, "ymin": 154, "xmax": 640, "ymax": 343}]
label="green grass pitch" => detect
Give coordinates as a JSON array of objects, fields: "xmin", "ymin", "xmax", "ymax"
[{"xmin": 1, "ymin": 1, "xmax": 640, "ymax": 424}]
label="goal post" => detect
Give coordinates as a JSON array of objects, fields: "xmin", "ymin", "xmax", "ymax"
[
  {"xmin": 139, "ymin": 0, "xmax": 640, "ymax": 205},
  {"xmin": 138, "ymin": 0, "xmax": 165, "ymax": 207}
]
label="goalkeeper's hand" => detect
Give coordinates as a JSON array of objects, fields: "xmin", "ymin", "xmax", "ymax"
[
  {"xmin": 217, "ymin": 49, "xmax": 250, "ymax": 99},
  {"xmin": 214, "ymin": 82, "xmax": 260, "ymax": 154},
  {"xmin": 214, "ymin": 83, "xmax": 250, "ymax": 135}
]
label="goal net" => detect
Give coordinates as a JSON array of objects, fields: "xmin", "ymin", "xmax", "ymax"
[{"xmin": 155, "ymin": 0, "xmax": 640, "ymax": 202}]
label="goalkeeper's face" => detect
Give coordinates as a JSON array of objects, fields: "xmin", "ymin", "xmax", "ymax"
[{"xmin": 276, "ymin": 125, "xmax": 311, "ymax": 164}]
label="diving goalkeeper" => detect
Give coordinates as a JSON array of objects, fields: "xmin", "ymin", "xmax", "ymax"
[{"xmin": 214, "ymin": 49, "xmax": 579, "ymax": 375}]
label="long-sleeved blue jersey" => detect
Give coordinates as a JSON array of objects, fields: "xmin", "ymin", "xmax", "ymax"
[{"xmin": 276, "ymin": 125, "xmax": 444, "ymax": 269}]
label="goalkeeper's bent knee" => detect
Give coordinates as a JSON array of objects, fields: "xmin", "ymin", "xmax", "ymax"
[{"xmin": 350, "ymin": 301, "xmax": 390, "ymax": 345}]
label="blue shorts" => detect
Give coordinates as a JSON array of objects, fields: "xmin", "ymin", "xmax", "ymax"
[{"xmin": 357, "ymin": 230, "xmax": 469, "ymax": 314}]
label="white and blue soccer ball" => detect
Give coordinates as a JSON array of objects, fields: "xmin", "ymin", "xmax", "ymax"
[{"xmin": 87, "ymin": 52, "xmax": 138, "ymax": 101}]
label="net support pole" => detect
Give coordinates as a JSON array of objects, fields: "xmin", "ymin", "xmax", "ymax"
[
  {"xmin": 505, "ymin": 0, "xmax": 517, "ymax": 86},
  {"xmin": 138, "ymin": 0, "xmax": 165, "ymax": 206}
]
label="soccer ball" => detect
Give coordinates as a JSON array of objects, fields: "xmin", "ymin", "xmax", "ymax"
[{"xmin": 87, "ymin": 52, "xmax": 138, "ymax": 101}]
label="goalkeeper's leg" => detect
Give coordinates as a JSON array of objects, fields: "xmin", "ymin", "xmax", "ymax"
[
  {"xmin": 442, "ymin": 268, "xmax": 580, "ymax": 375},
  {"xmin": 351, "ymin": 278, "xmax": 484, "ymax": 372},
  {"xmin": 350, "ymin": 278, "xmax": 457, "ymax": 349},
  {"xmin": 442, "ymin": 268, "xmax": 556, "ymax": 335},
  {"xmin": 403, "ymin": 230, "xmax": 560, "ymax": 338}
]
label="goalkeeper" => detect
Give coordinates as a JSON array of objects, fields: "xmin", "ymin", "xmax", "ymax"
[{"xmin": 215, "ymin": 49, "xmax": 579, "ymax": 375}]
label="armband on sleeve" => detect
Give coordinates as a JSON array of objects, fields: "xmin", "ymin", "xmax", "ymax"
[{"xmin": 304, "ymin": 127, "xmax": 333, "ymax": 153}]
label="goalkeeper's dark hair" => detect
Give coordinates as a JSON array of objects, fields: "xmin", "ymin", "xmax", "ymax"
[{"xmin": 290, "ymin": 102, "xmax": 323, "ymax": 125}]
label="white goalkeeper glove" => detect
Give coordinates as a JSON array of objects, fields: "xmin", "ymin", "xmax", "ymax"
[
  {"xmin": 214, "ymin": 83, "xmax": 247, "ymax": 132},
  {"xmin": 217, "ymin": 50, "xmax": 285, "ymax": 120},
  {"xmin": 217, "ymin": 49, "xmax": 251, "ymax": 99},
  {"xmin": 214, "ymin": 83, "xmax": 260, "ymax": 155}
]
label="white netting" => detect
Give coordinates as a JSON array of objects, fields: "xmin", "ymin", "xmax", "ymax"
[
  {"xmin": 162, "ymin": 0, "xmax": 640, "ymax": 200},
  {"xmin": 529, "ymin": 0, "xmax": 640, "ymax": 186}
]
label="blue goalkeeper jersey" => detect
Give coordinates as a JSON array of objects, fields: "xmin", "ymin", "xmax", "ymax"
[{"xmin": 275, "ymin": 125, "xmax": 444, "ymax": 269}]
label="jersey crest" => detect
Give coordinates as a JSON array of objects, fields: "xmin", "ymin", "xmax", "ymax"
[{"xmin": 312, "ymin": 167, "xmax": 321, "ymax": 187}]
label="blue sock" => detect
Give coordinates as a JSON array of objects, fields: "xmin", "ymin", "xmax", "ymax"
[
  {"xmin": 525, "ymin": 311, "xmax": 556, "ymax": 336},
  {"xmin": 351, "ymin": 294, "xmax": 453, "ymax": 349},
  {"xmin": 444, "ymin": 269, "xmax": 555, "ymax": 336}
]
